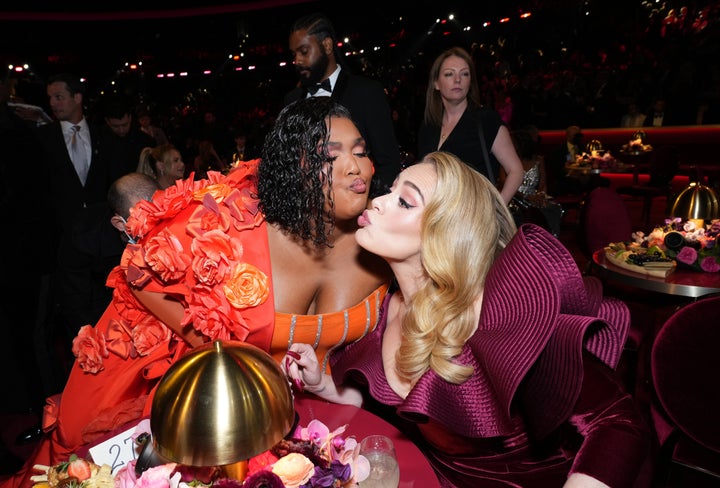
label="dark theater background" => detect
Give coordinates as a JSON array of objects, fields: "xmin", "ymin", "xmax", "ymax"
[
  {"xmin": 3, "ymin": 0, "xmax": 718, "ymax": 130},
  {"xmin": 2, "ymin": 2, "xmax": 720, "ymax": 486}
]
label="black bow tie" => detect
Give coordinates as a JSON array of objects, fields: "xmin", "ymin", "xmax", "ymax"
[{"xmin": 307, "ymin": 79, "xmax": 332, "ymax": 95}]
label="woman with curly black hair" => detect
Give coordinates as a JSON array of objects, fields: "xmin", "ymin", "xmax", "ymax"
[
  {"xmin": 5, "ymin": 96, "xmax": 392, "ymax": 488},
  {"xmin": 257, "ymin": 97, "xmax": 391, "ymax": 368}
]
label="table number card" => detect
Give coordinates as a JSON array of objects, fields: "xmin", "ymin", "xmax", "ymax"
[{"xmin": 88, "ymin": 422, "xmax": 144, "ymax": 474}]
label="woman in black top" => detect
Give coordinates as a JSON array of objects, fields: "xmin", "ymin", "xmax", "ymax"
[{"xmin": 417, "ymin": 46, "xmax": 523, "ymax": 204}]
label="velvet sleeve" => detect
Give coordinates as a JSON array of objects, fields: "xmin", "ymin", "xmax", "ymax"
[{"xmin": 567, "ymin": 352, "xmax": 651, "ymax": 488}]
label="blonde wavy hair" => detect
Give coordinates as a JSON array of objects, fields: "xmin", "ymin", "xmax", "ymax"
[
  {"xmin": 137, "ymin": 144, "xmax": 177, "ymax": 179},
  {"xmin": 396, "ymin": 151, "xmax": 517, "ymax": 384}
]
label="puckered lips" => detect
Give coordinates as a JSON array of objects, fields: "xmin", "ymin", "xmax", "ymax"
[{"xmin": 358, "ymin": 210, "xmax": 371, "ymax": 227}]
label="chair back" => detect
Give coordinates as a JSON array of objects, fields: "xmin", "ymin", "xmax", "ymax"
[
  {"xmin": 651, "ymin": 295, "xmax": 720, "ymax": 452},
  {"xmin": 578, "ymin": 187, "xmax": 632, "ymax": 259}
]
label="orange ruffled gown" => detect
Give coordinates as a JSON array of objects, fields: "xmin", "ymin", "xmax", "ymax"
[{"xmin": 2, "ymin": 163, "xmax": 387, "ymax": 488}]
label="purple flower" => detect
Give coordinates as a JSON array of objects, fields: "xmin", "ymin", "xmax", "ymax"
[
  {"xmin": 700, "ymin": 256, "xmax": 720, "ymax": 273},
  {"xmin": 329, "ymin": 460, "xmax": 352, "ymax": 482},
  {"xmin": 309, "ymin": 465, "xmax": 336, "ymax": 487},
  {"xmin": 676, "ymin": 246, "xmax": 698, "ymax": 266},
  {"xmin": 240, "ymin": 470, "xmax": 285, "ymax": 488},
  {"xmin": 665, "ymin": 217, "xmax": 682, "ymax": 228}
]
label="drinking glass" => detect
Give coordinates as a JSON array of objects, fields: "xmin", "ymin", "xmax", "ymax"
[{"xmin": 359, "ymin": 434, "xmax": 400, "ymax": 488}]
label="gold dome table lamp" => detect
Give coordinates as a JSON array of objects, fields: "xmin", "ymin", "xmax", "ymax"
[
  {"xmin": 670, "ymin": 181, "xmax": 720, "ymax": 227},
  {"xmin": 139, "ymin": 340, "xmax": 295, "ymax": 479}
]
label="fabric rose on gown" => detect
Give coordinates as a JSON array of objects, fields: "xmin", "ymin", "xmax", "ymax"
[
  {"xmin": 190, "ymin": 229, "xmax": 243, "ymax": 286},
  {"xmin": 73, "ymin": 325, "xmax": 109, "ymax": 373}
]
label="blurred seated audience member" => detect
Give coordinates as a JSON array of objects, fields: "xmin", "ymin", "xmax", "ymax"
[
  {"xmin": 230, "ymin": 126, "xmax": 258, "ymax": 163},
  {"xmin": 285, "ymin": 151, "xmax": 650, "ymax": 488},
  {"xmin": 137, "ymin": 109, "xmax": 169, "ymax": 145},
  {"xmin": 198, "ymin": 108, "xmax": 234, "ymax": 162},
  {"xmin": 137, "ymin": 144, "xmax": 187, "ymax": 189},
  {"xmin": 193, "ymin": 139, "xmax": 227, "ymax": 179},
  {"xmin": 97, "ymin": 95, "xmax": 156, "ymax": 182},
  {"xmin": 620, "ymin": 102, "xmax": 647, "ymax": 128},
  {"xmin": 644, "ymin": 97, "xmax": 678, "ymax": 127},
  {"xmin": 511, "ymin": 128, "xmax": 564, "ymax": 236},
  {"xmin": 547, "ymin": 125, "xmax": 588, "ymax": 196}
]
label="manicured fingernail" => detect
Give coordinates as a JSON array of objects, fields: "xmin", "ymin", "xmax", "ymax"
[
  {"xmin": 285, "ymin": 358, "xmax": 291, "ymax": 370},
  {"xmin": 293, "ymin": 378, "xmax": 304, "ymax": 393},
  {"xmin": 287, "ymin": 351, "xmax": 301, "ymax": 360}
]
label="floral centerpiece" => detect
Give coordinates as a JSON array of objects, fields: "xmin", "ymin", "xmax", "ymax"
[
  {"xmin": 31, "ymin": 420, "xmax": 371, "ymax": 488},
  {"xmin": 631, "ymin": 218, "xmax": 720, "ymax": 272},
  {"xmin": 621, "ymin": 130, "xmax": 653, "ymax": 154},
  {"xmin": 574, "ymin": 150, "xmax": 625, "ymax": 171}
]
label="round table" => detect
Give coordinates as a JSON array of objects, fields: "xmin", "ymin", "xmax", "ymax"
[
  {"xmin": 294, "ymin": 394, "xmax": 440, "ymax": 487},
  {"xmin": 592, "ymin": 250, "xmax": 720, "ymax": 298},
  {"xmin": 81, "ymin": 396, "xmax": 441, "ymax": 487}
]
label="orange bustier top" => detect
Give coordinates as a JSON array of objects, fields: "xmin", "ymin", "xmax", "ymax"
[{"xmin": 270, "ymin": 283, "xmax": 389, "ymax": 373}]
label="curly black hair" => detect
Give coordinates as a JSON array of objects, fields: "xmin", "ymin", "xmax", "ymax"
[{"xmin": 258, "ymin": 97, "xmax": 353, "ymax": 249}]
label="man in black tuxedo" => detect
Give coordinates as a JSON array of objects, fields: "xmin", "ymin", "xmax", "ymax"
[
  {"xmin": 644, "ymin": 97, "xmax": 678, "ymax": 127},
  {"xmin": 36, "ymin": 73, "xmax": 112, "ymax": 268},
  {"xmin": 284, "ymin": 12, "xmax": 400, "ymax": 196}
]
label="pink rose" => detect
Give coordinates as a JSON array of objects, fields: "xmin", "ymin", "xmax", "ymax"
[
  {"xmin": 134, "ymin": 463, "xmax": 178, "ymax": 488},
  {"xmin": 700, "ymin": 256, "xmax": 720, "ymax": 273},
  {"xmin": 184, "ymin": 287, "xmax": 235, "ymax": 340},
  {"xmin": 190, "ymin": 229, "xmax": 243, "ymax": 286},
  {"xmin": 72, "ymin": 325, "xmax": 109, "ymax": 374},
  {"xmin": 132, "ymin": 318, "xmax": 172, "ymax": 356},
  {"xmin": 187, "ymin": 199, "xmax": 232, "ymax": 236},
  {"xmin": 154, "ymin": 179, "xmax": 196, "ymax": 219},
  {"xmin": 226, "ymin": 189, "xmax": 263, "ymax": 231},
  {"xmin": 271, "ymin": 453, "xmax": 315, "ymax": 488},
  {"xmin": 144, "ymin": 228, "xmax": 192, "ymax": 282},
  {"xmin": 125, "ymin": 199, "xmax": 160, "ymax": 239},
  {"xmin": 676, "ymin": 246, "xmax": 698, "ymax": 266},
  {"xmin": 114, "ymin": 460, "xmax": 139, "ymax": 488}
]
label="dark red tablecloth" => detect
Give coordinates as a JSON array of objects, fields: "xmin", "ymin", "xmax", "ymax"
[{"xmin": 294, "ymin": 394, "xmax": 440, "ymax": 487}]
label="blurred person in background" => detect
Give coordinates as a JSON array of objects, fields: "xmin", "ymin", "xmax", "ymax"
[
  {"xmin": 137, "ymin": 109, "xmax": 169, "ymax": 145},
  {"xmin": 97, "ymin": 95, "xmax": 156, "ymax": 182},
  {"xmin": 137, "ymin": 143, "xmax": 186, "ymax": 189}
]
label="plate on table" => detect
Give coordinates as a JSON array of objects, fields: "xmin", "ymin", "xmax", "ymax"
[{"xmin": 604, "ymin": 246, "xmax": 676, "ymax": 278}]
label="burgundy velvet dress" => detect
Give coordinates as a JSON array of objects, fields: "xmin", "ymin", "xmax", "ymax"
[{"xmin": 331, "ymin": 224, "xmax": 650, "ymax": 488}]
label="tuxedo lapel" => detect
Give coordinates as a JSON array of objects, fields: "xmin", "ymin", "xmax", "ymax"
[{"xmin": 331, "ymin": 70, "xmax": 350, "ymax": 99}]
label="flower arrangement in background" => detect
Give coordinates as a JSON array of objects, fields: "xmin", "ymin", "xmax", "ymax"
[
  {"xmin": 33, "ymin": 420, "xmax": 370, "ymax": 488},
  {"xmin": 621, "ymin": 130, "xmax": 653, "ymax": 155},
  {"xmin": 574, "ymin": 150, "xmax": 627, "ymax": 171},
  {"xmin": 632, "ymin": 218, "xmax": 720, "ymax": 272}
]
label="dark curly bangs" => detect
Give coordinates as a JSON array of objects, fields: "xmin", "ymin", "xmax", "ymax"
[{"xmin": 258, "ymin": 97, "xmax": 352, "ymax": 248}]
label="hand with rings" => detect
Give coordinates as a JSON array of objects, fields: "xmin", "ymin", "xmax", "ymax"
[{"xmin": 283, "ymin": 343, "xmax": 325, "ymax": 394}]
